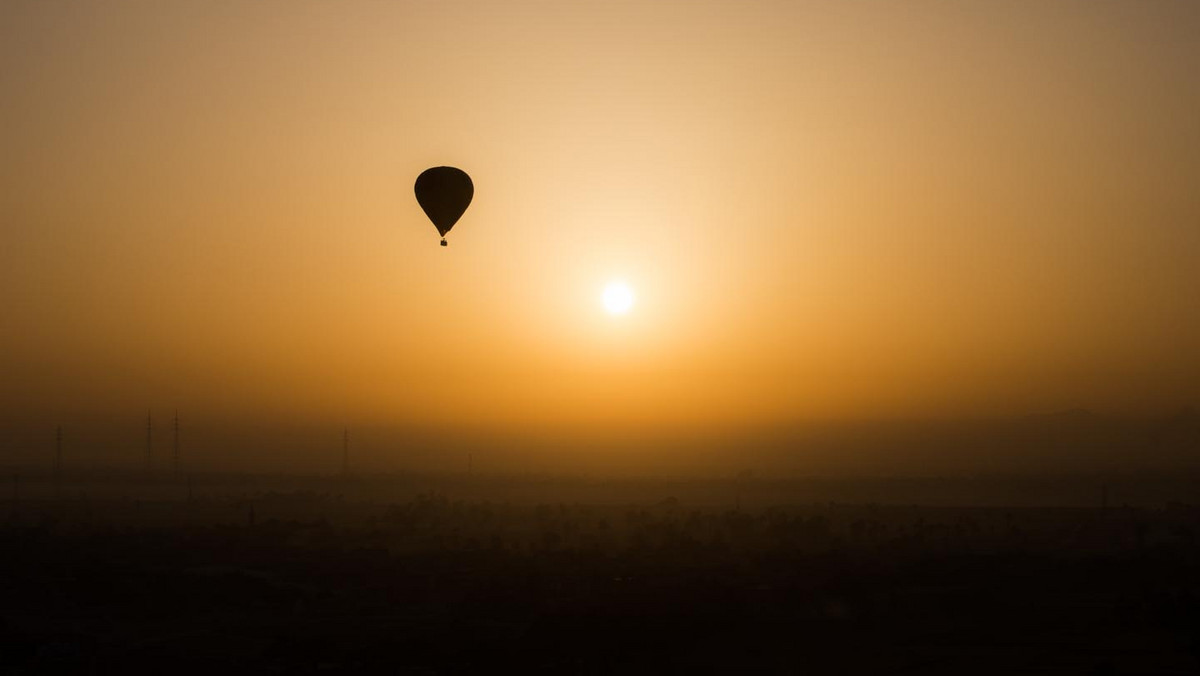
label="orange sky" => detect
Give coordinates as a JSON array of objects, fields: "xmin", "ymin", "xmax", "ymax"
[{"xmin": 2, "ymin": 0, "xmax": 1198, "ymax": 433}]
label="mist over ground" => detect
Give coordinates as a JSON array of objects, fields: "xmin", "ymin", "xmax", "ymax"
[{"xmin": 5, "ymin": 408, "xmax": 1196, "ymax": 477}]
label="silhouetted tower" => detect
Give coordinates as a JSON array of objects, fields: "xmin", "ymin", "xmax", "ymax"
[
  {"xmin": 172, "ymin": 410, "xmax": 180, "ymax": 475},
  {"xmin": 146, "ymin": 410, "xmax": 153, "ymax": 473}
]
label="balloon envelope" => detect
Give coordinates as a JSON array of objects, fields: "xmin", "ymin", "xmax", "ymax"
[{"xmin": 414, "ymin": 167, "xmax": 473, "ymax": 238}]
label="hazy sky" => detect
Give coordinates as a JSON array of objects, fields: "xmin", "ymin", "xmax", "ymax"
[{"xmin": 3, "ymin": 0, "xmax": 1198, "ymax": 435}]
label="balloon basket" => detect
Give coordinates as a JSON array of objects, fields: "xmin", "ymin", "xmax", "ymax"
[{"xmin": 440, "ymin": 238, "xmax": 448, "ymax": 247}]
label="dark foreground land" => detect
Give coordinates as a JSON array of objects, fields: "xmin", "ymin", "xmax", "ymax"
[{"xmin": 2, "ymin": 475, "xmax": 1198, "ymax": 674}]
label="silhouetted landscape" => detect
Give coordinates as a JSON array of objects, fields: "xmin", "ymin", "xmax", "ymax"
[
  {"xmin": 4, "ymin": 476, "xmax": 1200, "ymax": 673},
  {"xmin": 3, "ymin": 411, "xmax": 1199, "ymax": 673}
]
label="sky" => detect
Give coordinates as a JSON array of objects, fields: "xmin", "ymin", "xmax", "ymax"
[{"xmin": 2, "ymin": 0, "xmax": 1199, "ymax": 449}]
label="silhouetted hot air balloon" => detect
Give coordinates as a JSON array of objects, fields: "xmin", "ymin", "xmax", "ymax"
[{"xmin": 415, "ymin": 167, "xmax": 473, "ymax": 246}]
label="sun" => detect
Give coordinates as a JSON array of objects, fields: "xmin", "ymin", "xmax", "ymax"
[{"xmin": 602, "ymin": 281, "xmax": 635, "ymax": 315}]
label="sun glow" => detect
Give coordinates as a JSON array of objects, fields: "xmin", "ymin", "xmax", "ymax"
[{"xmin": 602, "ymin": 281, "xmax": 635, "ymax": 315}]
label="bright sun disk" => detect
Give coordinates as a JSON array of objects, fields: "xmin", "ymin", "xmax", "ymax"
[{"xmin": 602, "ymin": 281, "xmax": 635, "ymax": 315}]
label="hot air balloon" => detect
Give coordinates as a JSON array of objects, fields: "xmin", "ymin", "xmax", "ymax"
[{"xmin": 414, "ymin": 166, "xmax": 473, "ymax": 246}]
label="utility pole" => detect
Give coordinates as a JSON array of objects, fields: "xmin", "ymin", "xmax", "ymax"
[
  {"xmin": 172, "ymin": 410, "xmax": 180, "ymax": 476},
  {"xmin": 342, "ymin": 428, "xmax": 349, "ymax": 477}
]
